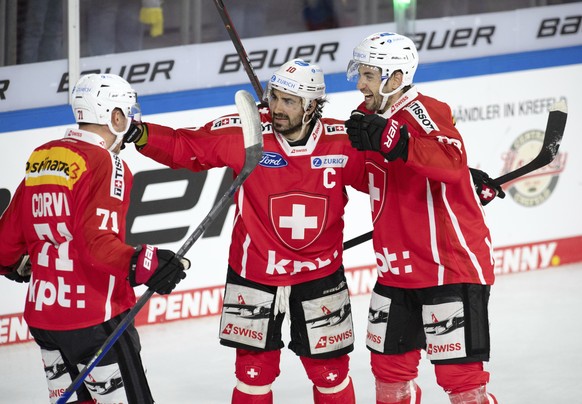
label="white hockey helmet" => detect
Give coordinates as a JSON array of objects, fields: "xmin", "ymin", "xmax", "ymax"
[
  {"xmin": 347, "ymin": 32, "xmax": 418, "ymax": 87},
  {"xmin": 71, "ymin": 74, "xmax": 140, "ymax": 150},
  {"xmin": 264, "ymin": 59, "xmax": 326, "ymax": 112}
]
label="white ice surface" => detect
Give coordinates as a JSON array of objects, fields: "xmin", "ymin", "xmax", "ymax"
[{"xmin": 1, "ymin": 263, "xmax": 581, "ymax": 403}]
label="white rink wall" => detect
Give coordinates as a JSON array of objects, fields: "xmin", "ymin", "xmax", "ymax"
[
  {"xmin": 0, "ymin": 62, "xmax": 581, "ymax": 324},
  {"xmin": 1, "ymin": 1, "xmax": 581, "ymax": 344}
]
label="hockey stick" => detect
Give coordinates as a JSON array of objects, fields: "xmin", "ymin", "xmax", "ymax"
[
  {"xmin": 343, "ymin": 100, "xmax": 568, "ymax": 250},
  {"xmin": 213, "ymin": 0, "xmax": 264, "ymax": 100},
  {"xmin": 57, "ymin": 90, "xmax": 263, "ymax": 404}
]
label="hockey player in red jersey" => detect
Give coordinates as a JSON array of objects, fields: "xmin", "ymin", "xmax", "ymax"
[
  {"xmin": 0, "ymin": 74, "xmax": 189, "ymax": 404},
  {"xmin": 344, "ymin": 33, "xmax": 498, "ymax": 404},
  {"xmin": 123, "ymin": 59, "xmax": 364, "ymax": 403}
]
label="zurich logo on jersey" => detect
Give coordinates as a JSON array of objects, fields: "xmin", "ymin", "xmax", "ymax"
[
  {"xmin": 311, "ymin": 155, "xmax": 348, "ymax": 169},
  {"xmin": 259, "ymin": 152, "xmax": 288, "ymax": 168}
]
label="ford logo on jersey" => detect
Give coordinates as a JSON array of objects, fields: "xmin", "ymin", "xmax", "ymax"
[{"xmin": 259, "ymin": 152, "xmax": 288, "ymax": 168}]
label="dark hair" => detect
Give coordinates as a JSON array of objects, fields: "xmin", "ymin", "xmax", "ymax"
[{"xmin": 312, "ymin": 97, "xmax": 328, "ymax": 121}]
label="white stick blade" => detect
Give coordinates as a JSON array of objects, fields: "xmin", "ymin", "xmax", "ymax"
[
  {"xmin": 235, "ymin": 90, "xmax": 263, "ymax": 149},
  {"xmin": 549, "ymin": 99, "xmax": 567, "ymax": 114}
]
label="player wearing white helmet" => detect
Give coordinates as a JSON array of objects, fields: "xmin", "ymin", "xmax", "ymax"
[
  {"xmin": 71, "ymin": 73, "xmax": 142, "ymax": 152},
  {"xmin": 0, "ymin": 73, "xmax": 189, "ymax": 403},
  {"xmin": 347, "ymin": 32, "xmax": 418, "ymax": 113},
  {"xmin": 124, "ymin": 59, "xmax": 368, "ymax": 403},
  {"xmin": 344, "ymin": 33, "xmax": 498, "ymax": 404},
  {"xmin": 265, "ymin": 59, "xmax": 325, "ymax": 115}
]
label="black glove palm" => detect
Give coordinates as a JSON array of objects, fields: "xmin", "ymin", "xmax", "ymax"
[
  {"xmin": 3, "ymin": 254, "xmax": 31, "ymax": 283},
  {"xmin": 345, "ymin": 111, "xmax": 385, "ymax": 151},
  {"xmin": 345, "ymin": 111, "xmax": 409, "ymax": 161},
  {"xmin": 121, "ymin": 121, "xmax": 146, "ymax": 150},
  {"xmin": 4, "ymin": 271, "xmax": 30, "ymax": 283}
]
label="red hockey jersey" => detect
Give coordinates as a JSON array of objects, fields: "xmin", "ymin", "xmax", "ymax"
[
  {"xmin": 141, "ymin": 108, "xmax": 367, "ymax": 286},
  {"xmin": 0, "ymin": 129, "xmax": 136, "ymax": 330},
  {"xmin": 359, "ymin": 87, "xmax": 495, "ymax": 288}
]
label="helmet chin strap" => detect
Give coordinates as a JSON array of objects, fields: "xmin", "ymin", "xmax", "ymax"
[
  {"xmin": 284, "ymin": 113, "xmax": 311, "ymax": 142},
  {"xmin": 298, "ymin": 99, "xmax": 316, "ymax": 137},
  {"xmin": 378, "ymin": 78, "xmax": 406, "ymax": 113},
  {"xmin": 107, "ymin": 119, "xmax": 131, "ymax": 152}
]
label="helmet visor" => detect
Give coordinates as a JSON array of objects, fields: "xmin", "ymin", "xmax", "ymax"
[
  {"xmin": 346, "ymin": 60, "xmax": 361, "ymax": 82},
  {"xmin": 128, "ymin": 102, "xmax": 142, "ymax": 123},
  {"xmin": 346, "ymin": 61, "xmax": 385, "ymax": 82}
]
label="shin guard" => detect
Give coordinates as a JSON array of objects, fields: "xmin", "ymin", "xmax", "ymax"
[
  {"xmin": 235, "ymin": 349, "xmax": 280, "ymax": 387},
  {"xmin": 376, "ymin": 380, "xmax": 421, "ymax": 404},
  {"xmin": 300, "ymin": 355, "xmax": 350, "ymax": 390},
  {"xmin": 448, "ymin": 385, "xmax": 497, "ymax": 404},
  {"xmin": 232, "ymin": 385, "xmax": 273, "ymax": 404}
]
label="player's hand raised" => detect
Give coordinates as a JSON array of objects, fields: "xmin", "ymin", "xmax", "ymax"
[{"xmin": 345, "ymin": 111, "xmax": 409, "ymax": 161}]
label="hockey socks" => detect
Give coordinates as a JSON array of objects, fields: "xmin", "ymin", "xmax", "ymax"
[
  {"xmin": 313, "ymin": 376, "xmax": 355, "ymax": 404},
  {"xmin": 232, "ymin": 386, "xmax": 273, "ymax": 404}
]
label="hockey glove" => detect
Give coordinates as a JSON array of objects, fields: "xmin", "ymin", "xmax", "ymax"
[
  {"xmin": 129, "ymin": 245, "xmax": 189, "ymax": 295},
  {"xmin": 2, "ymin": 254, "xmax": 31, "ymax": 283},
  {"xmin": 122, "ymin": 121, "xmax": 148, "ymax": 149},
  {"xmin": 470, "ymin": 168, "xmax": 506, "ymax": 206},
  {"xmin": 345, "ymin": 111, "xmax": 409, "ymax": 161}
]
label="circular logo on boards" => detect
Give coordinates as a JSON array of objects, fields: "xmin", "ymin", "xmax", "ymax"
[{"xmin": 500, "ymin": 129, "xmax": 566, "ymax": 207}]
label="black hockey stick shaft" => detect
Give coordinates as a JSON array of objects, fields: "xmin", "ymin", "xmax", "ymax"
[
  {"xmin": 57, "ymin": 91, "xmax": 263, "ymax": 404},
  {"xmin": 213, "ymin": 0, "xmax": 264, "ymax": 100},
  {"xmin": 343, "ymin": 101, "xmax": 568, "ymax": 251}
]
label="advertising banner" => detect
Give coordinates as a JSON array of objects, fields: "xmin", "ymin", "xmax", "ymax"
[
  {"xmin": 1, "ymin": 61, "xmax": 580, "ymax": 345},
  {"xmin": 1, "ymin": 3, "xmax": 580, "ymax": 112}
]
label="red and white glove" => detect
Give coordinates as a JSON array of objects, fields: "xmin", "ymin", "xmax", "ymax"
[
  {"xmin": 129, "ymin": 244, "xmax": 189, "ymax": 295},
  {"xmin": 345, "ymin": 111, "xmax": 409, "ymax": 161},
  {"xmin": 469, "ymin": 168, "xmax": 506, "ymax": 206}
]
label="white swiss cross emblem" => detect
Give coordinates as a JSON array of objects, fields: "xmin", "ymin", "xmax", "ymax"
[
  {"xmin": 480, "ymin": 184, "xmax": 495, "ymax": 201},
  {"xmin": 270, "ymin": 193, "xmax": 327, "ymax": 250},
  {"xmin": 245, "ymin": 366, "xmax": 261, "ymax": 379},
  {"xmin": 324, "ymin": 370, "xmax": 339, "ymax": 383},
  {"xmin": 365, "ymin": 161, "xmax": 387, "ymax": 224}
]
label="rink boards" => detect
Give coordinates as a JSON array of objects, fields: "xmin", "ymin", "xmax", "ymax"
[
  {"xmin": 1, "ymin": 5, "xmax": 581, "ymax": 346},
  {"xmin": 1, "ymin": 58, "xmax": 581, "ymax": 346}
]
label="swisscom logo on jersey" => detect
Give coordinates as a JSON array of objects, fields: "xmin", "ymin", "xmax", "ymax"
[
  {"xmin": 259, "ymin": 152, "xmax": 288, "ymax": 168},
  {"xmin": 25, "ymin": 147, "xmax": 87, "ymax": 189},
  {"xmin": 501, "ymin": 129, "xmax": 567, "ymax": 207},
  {"xmin": 311, "ymin": 155, "xmax": 348, "ymax": 169},
  {"xmin": 211, "ymin": 116, "xmax": 242, "ymax": 130}
]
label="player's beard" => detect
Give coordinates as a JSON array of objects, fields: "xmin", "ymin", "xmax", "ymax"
[
  {"xmin": 272, "ymin": 113, "xmax": 303, "ymax": 139},
  {"xmin": 364, "ymin": 92, "xmax": 382, "ymax": 113}
]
